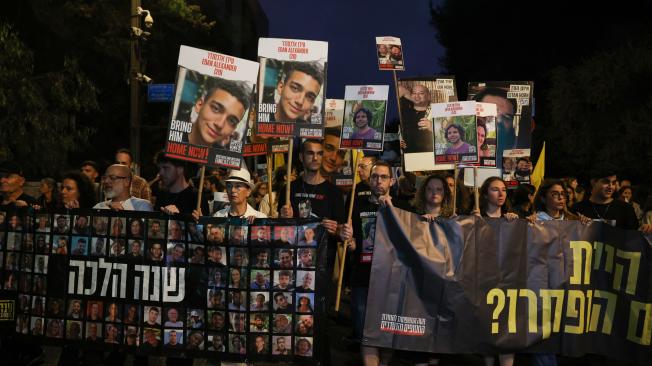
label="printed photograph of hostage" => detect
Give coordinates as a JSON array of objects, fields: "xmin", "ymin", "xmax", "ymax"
[
  {"xmin": 172, "ymin": 70, "xmax": 253, "ymax": 150},
  {"xmin": 257, "ymin": 59, "xmax": 326, "ymax": 132},
  {"xmin": 340, "ymin": 86, "xmax": 389, "ymax": 151},
  {"xmin": 432, "ymin": 102, "xmax": 479, "ymax": 165}
]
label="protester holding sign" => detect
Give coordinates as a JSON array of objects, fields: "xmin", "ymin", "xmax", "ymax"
[{"xmin": 339, "ymin": 161, "xmax": 396, "ymax": 366}]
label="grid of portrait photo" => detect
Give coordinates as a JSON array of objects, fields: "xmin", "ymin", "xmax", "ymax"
[
  {"xmin": 203, "ymin": 219, "xmax": 321, "ymax": 358},
  {"xmin": 1, "ymin": 210, "xmax": 323, "ymax": 361}
]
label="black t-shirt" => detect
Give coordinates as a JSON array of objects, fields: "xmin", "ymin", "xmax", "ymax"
[
  {"xmin": 155, "ymin": 186, "xmax": 209, "ymax": 215},
  {"xmin": 278, "ymin": 177, "xmax": 345, "ymax": 222},
  {"xmin": 350, "ymin": 195, "xmax": 380, "ymax": 287},
  {"xmin": 573, "ymin": 199, "xmax": 639, "ymax": 230},
  {"xmin": 400, "ymin": 97, "xmax": 433, "ymax": 154},
  {"xmin": 0, "ymin": 192, "xmax": 36, "ymax": 211}
]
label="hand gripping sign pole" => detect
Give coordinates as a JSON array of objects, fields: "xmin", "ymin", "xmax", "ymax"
[{"xmin": 335, "ymin": 149, "xmax": 359, "ymax": 312}]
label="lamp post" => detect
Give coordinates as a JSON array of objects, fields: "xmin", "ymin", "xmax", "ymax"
[{"xmin": 129, "ymin": 1, "xmax": 153, "ymax": 175}]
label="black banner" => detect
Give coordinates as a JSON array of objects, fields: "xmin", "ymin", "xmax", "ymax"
[
  {"xmin": 0, "ymin": 209, "xmax": 327, "ymax": 363},
  {"xmin": 364, "ymin": 207, "xmax": 652, "ymax": 364}
]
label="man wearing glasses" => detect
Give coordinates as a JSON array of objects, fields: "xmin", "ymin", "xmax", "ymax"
[
  {"xmin": 193, "ymin": 166, "xmax": 266, "ymax": 221},
  {"xmin": 339, "ymin": 161, "xmax": 397, "ymax": 365},
  {"xmin": 93, "ymin": 164, "xmax": 153, "ymax": 211}
]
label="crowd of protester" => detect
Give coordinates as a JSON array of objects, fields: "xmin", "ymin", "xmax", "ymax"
[{"xmin": 1, "ymin": 144, "xmax": 652, "ymax": 366}]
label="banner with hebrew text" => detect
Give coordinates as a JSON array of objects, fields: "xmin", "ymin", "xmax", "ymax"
[
  {"xmin": 364, "ymin": 207, "xmax": 651, "ymax": 365},
  {"xmin": 0, "ymin": 209, "xmax": 327, "ymax": 364}
]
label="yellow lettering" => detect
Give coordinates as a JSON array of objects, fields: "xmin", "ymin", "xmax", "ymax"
[
  {"xmin": 627, "ymin": 301, "xmax": 652, "ymax": 346},
  {"xmin": 487, "ymin": 289, "xmax": 506, "ymax": 334},
  {"xmin": 540, "ymin": 289, "xmax": 564, "ymax": 339},
  {"xmin": 519, "ymin": 289, "xmax": 538, "ymax": 333},
  {"xmin": 570, "ymin": 241, "xmax": 593, "ymax": 285},
  {"xmin": 564, "ymin": 290, "xmax": 586, "ymax": 334},
  {"xmin": 507, "ymin": 289, "xmax": 518, "ymax": 333},
  {"xmin": 613, "ymin": 249, "xmax": 640, "ymax": 295}
]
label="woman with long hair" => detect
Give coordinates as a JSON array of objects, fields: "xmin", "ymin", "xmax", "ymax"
[
  {"xmin": 532, "ymin": 179, "xmax": 591, "ymax": 224},
  {"xmin": 412, "ymin": 174, "xmax": 455, "ymax": 221},
  {"xmin": 59, "ymin": 172, "xmax": 96, "ymax": 209},
  {"xmin": 477, "ymin": 177, "xmax": 518, "ymax": 220},
  {"xmin": 477, "ymin": 177, "xmax": 517, "ymax": 366}
]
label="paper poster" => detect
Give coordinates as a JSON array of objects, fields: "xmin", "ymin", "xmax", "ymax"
[
  {"xmin": 398, "ymin": 77, "xmax": 457, "ymax": 171},
  {"xmin": 375, "ymin": 36, "xmax": 404, "ymax": 71},
  {"xmin": 166, "ymin": 46, "xmax": 259, "ymax": 169},
  {"xmin": 322, "ymin": 99, "xmax": 353, "ymax": 187},
  {"xmin": 467, "ymin": 81, "xmax": 534, "ymax": 169},
  {"xmin": 432, "ymin": 101, "xmax": 479, "ymax": 165},
  {"xmin": 256, "ymin": 38, "xmax": 328, "ymax": 138},
  {"xmin": 341, "ymin": 86, "xmax": 389, "ymax": 151},
  {"xmin": 475, "ymin": 102, "xmax": 498, "ymax": 167},
  {"xmin": 502, "ymin": 148, "xmax": 532, "ymax": 188}
]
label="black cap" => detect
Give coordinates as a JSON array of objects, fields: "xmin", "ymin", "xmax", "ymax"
[{"xmin": 0, "ymin": 161, "xmax": 23, "ymax": 177}]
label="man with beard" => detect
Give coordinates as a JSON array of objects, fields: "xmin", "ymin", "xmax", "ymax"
[
  {"xmin": 389, "ymin": 45, "xmax": 403, "ymax": 66},
  {"xmin": 340, "ymin": 161, "xmax": 397, "ymax": 366},
  {"xmin": 509, "ymin": 157, "xmax": 533, "ymax": 183},
  {"xmin": 154, "ymin": 151, "xmax": 208, "ymax": 215},
  {"xmin": 93, "ymin": 164, "xmax": 153, "ymax": 211},
  {"xmin": 279, "ymin": 139, "xmax": 345, "ymax": 228}
]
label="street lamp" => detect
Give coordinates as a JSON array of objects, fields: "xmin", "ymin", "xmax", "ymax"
[{"xmin": 129, "ymin": 1, "xmax": 153, "ymax": 174}]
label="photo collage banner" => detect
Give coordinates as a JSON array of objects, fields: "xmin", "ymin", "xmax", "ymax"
[{"xmin": 0, "ymin": 209, "xmax": 327, "ymax": 364}]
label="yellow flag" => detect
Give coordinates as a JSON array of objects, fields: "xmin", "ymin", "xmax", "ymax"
[
  {"xmin": 531, "ymin": 142, "xmax": 545, "ymax": 192},
  {"xmin": 274, "ymin": 153, "xmax": 285, "ymax": 170}
]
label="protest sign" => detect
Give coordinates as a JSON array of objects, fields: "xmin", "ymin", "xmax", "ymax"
[
  {"xmin": 0, "ymin": 209, "xmax": 327, "ymax": 364},
  {"xmin": 256, "ymin": 38, "xmax": 328, "ymax": 138},
  {"xmin": 432, "ymin": 101, "xmax": 479, "ymax": 165},
  {"xmin": 475, "ymin": 102, "xmax": 498, "ymax": 167},
  {"xmin": 341, "ymin": 85, "xmax": 389, "ymax": 151},
  {"xmin": 375, "ymin": 36, "xmax": 404, "ymax": 71},
  {"xmin": 397, "ymin": 77, "xmax": 457, "ymax": 171},
  {"xmin": 166, "ymin": 45, "xmax": 259, "ymax": 169},
  {"xmin": 502, "ymin": 148, "xmax": 532, "ymax": 188},
  {"xmin": 323, "ymin": 99, "xmax": 355, "ymax": 187},
  {"xmin": 467, "ymin": 81, "xmax": 534, "ymax": 169}
]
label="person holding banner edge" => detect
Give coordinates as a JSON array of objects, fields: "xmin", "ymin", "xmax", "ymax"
[{"xmin": 340, "ymin": 161, "xmax": 397, "ymax": 366}]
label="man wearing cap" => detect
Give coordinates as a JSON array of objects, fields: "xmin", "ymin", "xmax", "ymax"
[
  {"xmin": 193, "ymin": 165, "xmax": 266, "ymax": 221},
  {"xmin": 0, "ymin": 162, "xmax": 36, "ymax": 209},
  {"xmin": 93, "ymin": 164, "xmax": 153, "ymax": 211}
]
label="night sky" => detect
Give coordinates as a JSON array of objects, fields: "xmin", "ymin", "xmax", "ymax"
[{"xmin": 259, "ymin": 0, "xmax": 445, "ymax": 121}]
